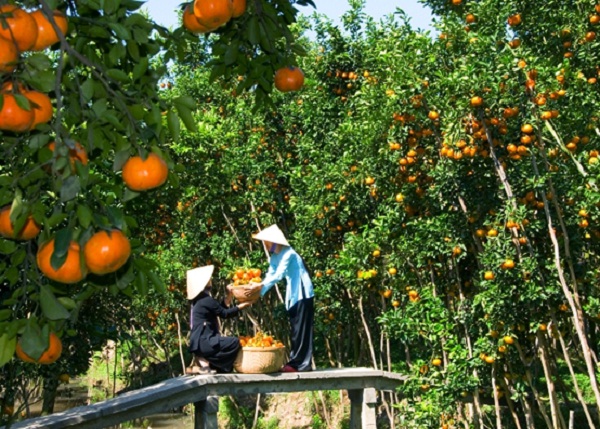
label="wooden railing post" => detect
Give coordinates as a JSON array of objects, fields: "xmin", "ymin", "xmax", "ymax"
[{"xmin": 194, "ymin": 396, "xmax": 219, "ymax": 429}]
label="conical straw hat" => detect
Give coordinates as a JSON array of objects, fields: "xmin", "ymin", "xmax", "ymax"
[
  {"xmin": 186, "ymin": 265, "xmax": 214, "ymax": 300},
  {"xmin": 252, "ymin": 224, "xmax": 290, "ymax": 246}
]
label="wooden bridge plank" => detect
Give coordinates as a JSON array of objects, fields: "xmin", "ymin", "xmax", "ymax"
[{"xmin": 2, "ymin": 368, "xmax": 406, "ymax": 429}]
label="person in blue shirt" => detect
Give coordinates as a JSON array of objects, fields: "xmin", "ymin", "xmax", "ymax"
[{"xmin": 252, "ymin": 224, "xmax": 315, "ymax": 372}]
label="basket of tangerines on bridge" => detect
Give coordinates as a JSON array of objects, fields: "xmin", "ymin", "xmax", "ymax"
[
  {"xmin": 234, "ymin": 332, "xmax": 286, "ymax": 374},
  {"xmin": 228, "ymin": 267, "xmax": 263, "ymax": 303}
]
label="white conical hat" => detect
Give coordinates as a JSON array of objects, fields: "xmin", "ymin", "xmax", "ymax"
[
  {"xmin": 186, "ymin": 265, "xmax": 214, "ymax": 300},
  {"xmin": 252, "ymin": 224, "xmax": 290, "ymax": 246}
]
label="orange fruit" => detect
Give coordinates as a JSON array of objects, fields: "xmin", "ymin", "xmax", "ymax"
[
  {"xmin": 182, "ymin": 4, "xmax": 214, "ymax": 33},
  {"xmin": 432, "ymin": 358, "xmax": 442, "ymax": 366},
  {"xmin": 0, "ymin": 5, "xmax": 38, "ymax": 52},
  {"xmin": 16, "ymin": 331, "xmax": 62, "ymax": 364},
  {"xmin": 470, "ymin": 95, "xmax": 483, "ymax": 107},
  {"xmin": 507, "ymin": 13, "xmax": 521, "ymax": 26},
  {"xmin": 0, "ymin": 205, "xmax": 41, "ymax": 241},
  {"xmin": 37, "ymin": 239, "xmax": 86, "ymax": 284},
  {"xmin": 428, "ymin": 110, "xmax": 440, "ymax": 120},
  {"xmin": 84, "ymin": 229, "xmax": 131, "ymax": 275},
  {"xmin": 193, "ymin": 0, "xmax": 233, "ymax": 29},
  {"xmin": 30, "ymin": 9, "xmax": 68, "ymax": 51},
  {"xmin": 503, "ymin": 336, "xmax": 514, "ymax": 345},
  {"xmin": 274, "ymin": 66, "xmax": 305, "ymax": 92},
  {"xmin": 484, "ymin": 271, "xmax": 495, "ymax": 280},
  {"xmin": 501, "ymin": 259, "xmax": 515, "ymax": 269},
  {"xmin": 122, "ymin": 152, "xmax": 169, "ymax": 191},
  {"xmin": 26, "ymin": 90, "xmax": 53, "ymax": 128},
  {"xmin": 521, "ymin": 123, "xmax": 534, "ymax": 134},
  {"xmin": 47, "ymin": 141, "xmax": 89, "ymax": 169},
  {"xmin": 0, "ymin": 93, "xmax": 34, "ymax": 132},
  {"xmin": 231, "ymin": 0, "xmax": 246, "ymax": 17}
]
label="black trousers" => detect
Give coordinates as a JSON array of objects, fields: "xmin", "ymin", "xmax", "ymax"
[{"xmin": 287, "ymin": 297, "xmax": 314, "ymax": 371}]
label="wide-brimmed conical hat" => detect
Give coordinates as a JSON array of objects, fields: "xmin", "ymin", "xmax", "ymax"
[
  {"xmin": 252, "ymin": 224, "xmax": 290, "ymax": 246},
  {"xmin": 186, "ymin": 265, "xmax": 214, "ymax": 300}
]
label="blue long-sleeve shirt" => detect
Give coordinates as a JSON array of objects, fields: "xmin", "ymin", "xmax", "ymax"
[{"xmin": 260, "ymin": 246, "xmax": 314, "ymax": 309}]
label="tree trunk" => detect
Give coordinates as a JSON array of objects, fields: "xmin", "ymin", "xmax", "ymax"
[{"xmin": 41, "ymin": 375, "xmax": 59, "ymax": 415}]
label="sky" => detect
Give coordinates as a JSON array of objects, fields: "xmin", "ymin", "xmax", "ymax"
[{"xmin": 142, "ymin": 1, "xmax": 434, "ymax": 33}]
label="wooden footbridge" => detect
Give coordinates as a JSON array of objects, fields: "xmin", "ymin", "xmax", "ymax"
[{"xmin": 3, "ymin": 367, "xmax": 406, "ymax": 429}]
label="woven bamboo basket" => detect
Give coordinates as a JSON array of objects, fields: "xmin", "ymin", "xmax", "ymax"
[
  {"xmin": 234, "ymin": 346, "xmax": 286, "ymax": 374},
  {"xmin": 229, "ymin": 284, "xmax": 262, "ymax": 303}
]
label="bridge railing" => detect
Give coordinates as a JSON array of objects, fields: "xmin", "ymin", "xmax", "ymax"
[{"xmin": 2, "ymin": 367, "xmax": 406, "ymax": 429}]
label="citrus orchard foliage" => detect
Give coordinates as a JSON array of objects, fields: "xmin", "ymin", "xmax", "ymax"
[
  {"xmin": 129, "ymin": 0, "xmax": 600, "ymax": 427},
  {"xmin": 0, "ymin": 0, "xmax": 310, "ymax": 422}
]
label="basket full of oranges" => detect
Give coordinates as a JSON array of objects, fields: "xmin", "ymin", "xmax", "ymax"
[
  {"xmin": 228, "ymin": 267, "xmax": 263, "ymax": 303},
  {"xmin": 234, "ymin": 332, "xmax": 286, "ymax": 374}
]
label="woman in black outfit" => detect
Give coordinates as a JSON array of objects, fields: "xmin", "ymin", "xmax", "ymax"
[{"xmin": 186, "ymin": 265, "xmax": 252, "ymax": 374}]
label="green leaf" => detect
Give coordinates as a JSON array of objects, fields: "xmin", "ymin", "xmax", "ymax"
[
  {"xmin": 77, "ymin": 204, "xmax": 93, "ymax": 228},
  {"xmin": 57, "ymin": 297, "xmax": 77, "ymax": 310},
  {"xmin": 106, "ymin": 69, "xmax": 130, "ymax": 82},
  {"xmin": 40, "ymin": 285, "xmax": 71, "ymax": 321},
  {"xmin": 103, "ymin": 0, "xmax": 121, "ymax": 15},
  {"xmin": 116, "ymin": 263, "xmax": 135, "ymax": 290},
  {"xmin": 19, "ymin": 320, "xmax": 46, "ymax": 362},
  {"xmin": 127, "ymin": 40, "xmax": 140, "ymax": 62},
  {"xmin": 108, "ymin": 23, "xmax": 131, "ymax": 40},
  {"xmin": 107, "ymin": 206, "xmax": 125, "ymax": 229},
  {"xmin": 60, "ymin": 176, "xmax": 81, "ymax": 202},
  {"xmin": 175, "ymin": 104, "xmax": 197, "ymax": 132},
  {"xmin": 0, "ymin": 310, "xmax": 11, "ymax": 322},
  {"xmin": 50, "ymin": 228, "xmax": 72, "ymax": 270},
  {"xmin": 123, "ymin": 188, "xmax": 139, "ymax": 201},
  {"xmin": 113, "ymin": 148, "xmax": 131, "ymax": 172},
  {"xmin": 134, "ymin": 270, "xmax": 148, "ymax": 295},
  {"xmin": 173, "ymin": 95, "xmax": 197, "ymax": 110},
  {"xmin": 166, "ymin": 109, "xmax": 180, "ymax": 141},
  {"xmin": 148, "ymin": 269, "xmax": 166, "ymax": 293},
  {"xmin": 0, "ymin": 332, "xmax": 16, "ymax": 367},
  {"xmin": 132, "ymin": 56, "xmax": 148, "ymax": 80},
  {"xmin": 0, "ymin": 239, "xmax": 16, "ymax": 255}
]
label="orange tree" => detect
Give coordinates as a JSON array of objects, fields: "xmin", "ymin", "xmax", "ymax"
[
  {"xmin": 133, "ymin": 0, "xmax": 600, "ymax": 427},
  {"xmin": 0, "ymin": 0, "xmax": 313, "ymax": 423}
]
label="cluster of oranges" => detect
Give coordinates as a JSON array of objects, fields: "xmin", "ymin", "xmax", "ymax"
[
  {"xmin": 239, "ymin": 332, "xmax": 284, "ymax": 348},
  {"xmin": 231, "ymin": 267, "xmax": 262, "ymax": 286},
  {"xmin": 0, "ymin": 5, "xmax": 67, "ymax": 133},
  {"xmin": 182, "ymin": 0, "xmax": 246, "ymax": 35},
  {"xmin": 182, "ymin": 0, "xmax": 304, "ymax": 94}
]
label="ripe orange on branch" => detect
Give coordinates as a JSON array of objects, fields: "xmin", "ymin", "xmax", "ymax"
[
  {"xmin": 30, "ymin": 9, "xmax": 68, "ymax": 51},
  {"xmin": 47, "ymin": 141, "xmax": 89, "ymax": 171},
  {"xmin": 84, "ymin": 229, "xmax": 131, "ymax": 275},
  {"xmin": 37, "ymin": 239, "xmax": 86, "ymax": 284},
  {"xmin": 0, "ymin": 93, "xmax": 35, "ymax": 132},
  {"xmin": 26, "ymin": 90, "xmax": 53, "ymax": 128},
  {"xmin": 122, "ymin": 152, "xmax": 169, "ymax": 191},
  {"xmin": 274, "ymin": 66, "xmax": 305, "ymax": 92},
  {"xmin": 0, "ymin": 206, "xmax": 41, "ymax": 241},
  {"xmin": 15, "ymin": 331, "xmax": 62, "ymax": 364},
  {"xmin": 193, "ymin": 0, "xmax": 233, "ymax": 29},
  {"xmin": 183, "ymin": 4, "xmax": 214, "ymax": 34},
  {"xmin": 0, "ymin": 5, "xmax": 39, "ymax": 52},
  {"xmin": 231, "ymin": 0, "xmax": 246, "ymax": 17},
  {"xmin": 0, "ymin": 37, "xmax": 18, "ymax": 73}
]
